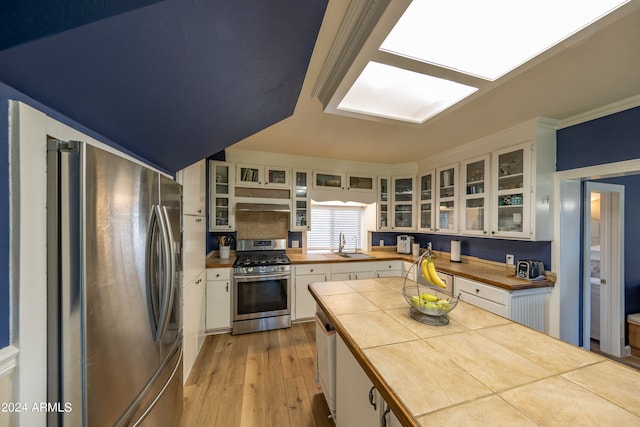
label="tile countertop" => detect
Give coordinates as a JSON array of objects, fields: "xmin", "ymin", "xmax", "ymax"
[
  {"xmin": 288, "ymin": 250, "xmax": 554, "ymax": 291},
  {"xmin": 309, "ymin": 277, "xmax": 640, "ymax": 427}
]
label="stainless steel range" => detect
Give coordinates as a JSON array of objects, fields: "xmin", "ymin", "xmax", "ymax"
[{"xmin": 232, "ymin": 239, "xmax": 291, "ymax": 335}]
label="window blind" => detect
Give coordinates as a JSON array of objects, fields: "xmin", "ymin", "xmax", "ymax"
[{"xmin": 307, "ymin": 206, "xmax": 363, "ymax": 252}]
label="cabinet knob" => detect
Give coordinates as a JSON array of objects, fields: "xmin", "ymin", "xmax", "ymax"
[
  {"xmin": 475, "ymin": 289, "xmax": 480, "ymax": 293},
  {"xmin": 197, "ymin": 209, "xmax": 202, "ymax": 213},
  {"xmin": 226, "ymin": 283, "xmax": 229, "ymax": 292},
  {"xmin": 491, "ymin": 231, "xmax": 496, "ymax": 235},
  {"xmin": 196, "ymin": 218, "xmax": 202, "ymax": 222},
  {"xmin": 310, "ymin": 268, "xmax": 314, "ymax": 272}
]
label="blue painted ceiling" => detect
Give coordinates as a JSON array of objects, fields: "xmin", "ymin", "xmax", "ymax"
[{"xmin": 0, "ymin": 0, "xmax": 327, "ymax": 172}]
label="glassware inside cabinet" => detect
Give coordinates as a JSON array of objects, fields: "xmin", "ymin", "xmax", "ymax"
[
  {"xmin": 379, "ymin": 204, "xmax": 388, "ymax": 228},
  {"xmin": 466, "ymin": 160, "xmax": 485, "ymax": 195},
  {"xmin": 394, "ymin": 178, "xmax": 413, "ymax": 202},
  {"xmin": 498, "ymin": 149, "xmax": 524, "ymax": 190},
  {"xmin": 215, "ymin": 165, "xmax": 229, "ymax": 195},
  {"xmin": 215, "ymin": 197, "xmax": 229, "ymax": 226},
  {"xmin": 380, "ymin": 178, "xmax": 388, "ymax": 202},
  {"xmin": 439, "ymin": 168, "xmax": 455, "ymax": 198},
  {"xmin": 438, "ymin": 200, "xmax": 455, "ymax": 230},
  {"xmin": 295, "ymin": 171, "xmax": 307, "ymax": 198},
  {"xmin": 420, "ymin": 174, "xmax": 432, "ymax": 200},
  {"xmin": 497, "ymin": 193, "xmax": 524, "ymax": 232},
  {"xmin": 295, "ymin": 200, "xmax": 307, "ymax": 227},
  {"xmin": 395, "ymin": 204, "xmax": 413, "ymax": 228},
  {"xmin": 420, "ymin": 202, "xmax": 432, "ymax": 229},
  {"xmin": 465, "ymin": 198, "xmax": 485, "ymax": 231}
]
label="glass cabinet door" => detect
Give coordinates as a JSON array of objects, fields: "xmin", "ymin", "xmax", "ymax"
[
  {"xmin": 377, "ymin": 177, "xmax": 390, "ymax": 230},
  {"xmin": 209, "ymin": 161, "xmax": 234, "ymax": 230},
  {"xmin": 492, "ymin": 144, "xmax": 531, "ymax": 238},
  {"xmin": 392, "ymin": 176, "xmax": 415, "ymax": 230},
  {"xmin": 291, "ymin": 170, "xmax": 310, "ymax": 230},
  {"xmin": 462, "ymin": 156, "xmax": 489, "ymax": 235},
  {"xmin": 418, "ymin": 171, "xmax": 434, "ymax": 231},
  {"xmin": 237, "ymin": 164, "xmax": 262, "ymax": 186},
  {"xmin": 436, "ymin": 164, "xmax": 458, "ymax": 233}
]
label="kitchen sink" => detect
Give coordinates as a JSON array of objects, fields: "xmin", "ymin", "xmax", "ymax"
[{"xmin": 336, "ymin": 252, "xmax": 374, "ymax": 259}]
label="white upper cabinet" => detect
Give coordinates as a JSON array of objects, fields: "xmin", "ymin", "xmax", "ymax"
[
  {"xmin": 346, "ymin": 174, "xmax": 375, "ymax": 192},
  {"xmin": 377, "ymin": 176, "xmax": 391, "ymax": 230},
  {"xmin": 291, "ymin": 169, "xmax": 311, "ymax": 231},
  {"xmin": 435, "ymin": 163, "xmax": 459, "ymax": 234},
  {"xmin": 209, "ymin": 160, "xmax": 235, "ymax": 231},
  {"xmin": 417, "ymin": 170, "xmax": 435, "ymax": 232},
  {"xmin": 490, "ymin": 144, "xmax": 532, "ymax": 239},
  {"xmin": 391, "ymin": 175, "xmax": 415, "ymax": 230},
  {"xmin": 313, "ymin": 170, "xmax": 345, "ymax": 190},
  {"xmin": 461, "ymin": 155, "xmax": 490, "ymax": 236},
  {"xmin": 236, "ymin": 163, "xmax": 290, "ymax": 188},
  {"xmin": 180, "ymin": 159, "xmax": 206, "ymax": 216}
]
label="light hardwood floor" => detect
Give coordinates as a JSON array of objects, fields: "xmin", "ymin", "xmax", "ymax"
[{"xmin": 181, "ymin": 322, "xmax": 335, "ymax": 427}]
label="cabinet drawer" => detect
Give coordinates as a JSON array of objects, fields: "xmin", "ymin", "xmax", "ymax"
[
  {"xmin": 206, "ymin": 268, "xmax": 231, "ymax": 281},
  {"xmin": 459, "ymin": 291, "xmax": 506, "ymax": 317},
  {"xmin": 331, "ymin": 261, "xmax": 375, "ymax": 274},
  {"xmin": 295, "ymin": 264, "xmax": 331, "ymax": 276},
  {"xmin": 372, "ymin": 260, "xmax": 402, "ymax": 271},
  {"xmin": 456, "ymin": 277, "xmax": 507, "ymax": 305}
]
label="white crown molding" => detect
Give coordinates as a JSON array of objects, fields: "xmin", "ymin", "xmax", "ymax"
[
  {"xmin": 558, "ymin": 94, "xmax": 640, "ymax": 129},
  {"xmin": 312, "ymin": 0, "xmax": 391, "ymax": 108},
  {"xmin": 0, "ymin": 345, "xmax": 18, "ymax": 378}
]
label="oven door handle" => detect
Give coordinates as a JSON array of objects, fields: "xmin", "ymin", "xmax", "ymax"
[{"xmin": 234, "ymin": 273, "xmax": 290, "ymax": 281}]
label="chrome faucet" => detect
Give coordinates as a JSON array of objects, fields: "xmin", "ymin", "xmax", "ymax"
[{"xmin": 339, "ymin": 231, "xmax": 346, "ymax": 253}]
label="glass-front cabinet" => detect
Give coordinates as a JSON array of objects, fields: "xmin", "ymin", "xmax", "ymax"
[
  {"xmin": 435, "ymin": 163, "xmax": 458, "ymax": 233},
  {"xmin": 209, "ymin": 160, "xmax": 235, "ymax": 231},
  {"xmin": 313, "ymin": 171, "xmax": 344, "ymax": 190},
  {"xmin": 391, "ymin": 176, "xmax": 415, "ymax": 230},
  {"xmin": 491, "ymin": 143, "xmax": 531, "ymax": 238},
  {"xmin": 291, "ymin": 169, "xmax": 311, "ymax": 230},
  {"xmin": 236, "ymin": 164, "xmax": 290, "ymax": 188},
  {"xmin": 377, "ymin": 176, "xmax": 391, "ymax": 230},
  {"xmin": 461, "ymin": 155, "xmax": 490, "ymax": 236},
  {"xmin": 347, "ymin": 174, "xmax": 374, "ymax": 192},
  {"xmin": 418, "ymin": 170, "xmax": 435, "ymax": 232}
]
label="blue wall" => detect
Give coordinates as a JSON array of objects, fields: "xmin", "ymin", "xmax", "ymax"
[
  {"xmin": 0, "ymin": 80, "xmax": 165, "ymax": 349},
  {"xmin": 557, "ymin": 106, "xmax": 640, "ymax": 345},
  {"xmin": 557, "ymin": 106, "xmax": 640, "ymax": 171},
  {"xmin": 372, "ymin": 232, "xmax": 551, "ymax": 270}
]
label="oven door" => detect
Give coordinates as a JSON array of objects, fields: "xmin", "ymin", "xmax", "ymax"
[{"xmin": 233, "ymin": 273, "xmax": 291, "ymax": 321}]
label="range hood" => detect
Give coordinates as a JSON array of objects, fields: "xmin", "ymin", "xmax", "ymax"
[{"xmin": 235, "ymin": 202, "xmax": 291, "ymax": 213}]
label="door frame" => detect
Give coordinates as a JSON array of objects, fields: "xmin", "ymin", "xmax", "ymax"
[
  {"xmin": 583, "ymin": 182, "xmax": 624, "ymax": 356},
  {"xmin": 552, "ymin": 159, "xmax": 638, "ymax": 356}
]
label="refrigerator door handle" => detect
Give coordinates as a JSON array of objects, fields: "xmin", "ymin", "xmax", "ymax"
[
  {"xmin": 146, "ymin": 205, "xmax": 172, "ymax": 342},
  {"xmin": 156, "ymin": 205, "xmax": 176, "ymax": 341}
]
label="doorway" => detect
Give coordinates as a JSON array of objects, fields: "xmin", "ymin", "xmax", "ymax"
[{"xmin": 583, "ymin": 182, "xmax": 624, "ymax": 357}]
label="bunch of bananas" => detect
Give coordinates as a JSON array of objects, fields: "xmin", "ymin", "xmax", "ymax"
[{"xmin": 420, "ymin": 257, "xmax": 447, "ymax": 288}]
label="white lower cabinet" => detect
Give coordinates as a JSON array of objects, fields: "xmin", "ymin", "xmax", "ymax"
[
  {"xmin": 183, "ymin": 271, "xmax": 206, "ymax": 383},
  {"xmin": 206, "ymin": 268, "xmax": 231, "ymax": 331},
  {"xmin": 336, "ymin": 335, "xmax": 401, "ymax": 427},
  {"xmin": 331, "ymin": 262, "xmax": 376, "ymax": 280},
  {"xmin": 294, "ymin": 264, "xmax": 330, "ymax": 320},
  {"xmin": 372, "ymin": 260, "xmax": 403, "ymax": 278},
  {"xmin": 456, "ymin": 276, "xmax": 551, "ymax": 333}
]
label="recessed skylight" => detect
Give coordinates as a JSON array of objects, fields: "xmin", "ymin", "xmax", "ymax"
[
  {"xmin": 337, "ymin": 61, "xmax": 477, "ymax": 123},
  {"xmin": 380, "ymin": 0, "xmax": 630, "ymax": 81}
]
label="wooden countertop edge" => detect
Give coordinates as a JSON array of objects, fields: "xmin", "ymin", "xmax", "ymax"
[
  {"xmin": 311, "ymin": 287, "xmax": 419, "ymax": 427},
  {"xmin": 291, "ymin": 251, "xmax": 554, "ymax": 291}
]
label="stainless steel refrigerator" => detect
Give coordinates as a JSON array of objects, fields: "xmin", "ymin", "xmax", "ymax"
[{"xmin": 46, "ymin": 140, "xmax": 183, "ymax": 426}]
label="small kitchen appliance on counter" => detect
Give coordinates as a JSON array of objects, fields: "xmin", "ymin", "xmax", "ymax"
[
  {"xmin": 516, "ymin": 260, "xmax": 545, "ymax": 279},
  {"xmin": 397, "ymin": 235, "xmax": 414, "ymax": 254}
]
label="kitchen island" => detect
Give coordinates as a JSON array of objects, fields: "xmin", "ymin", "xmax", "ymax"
[{"xmin": 309, "ymin": 277, "xmax": 640, "ymax": 426}]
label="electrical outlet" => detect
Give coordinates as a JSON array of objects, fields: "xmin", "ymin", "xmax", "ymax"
[
  {"xmin": 292, "ymin": 240, "xmax": 299, "ymax": 248},
  {"xmin": 506, "ymin": 254, "xmax": 515, "ymax": 265}
]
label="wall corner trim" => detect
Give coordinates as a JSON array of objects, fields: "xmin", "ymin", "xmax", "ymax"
[{"xmin": 0, "ymin": 345, "xmax": 19, "ymax": 378}]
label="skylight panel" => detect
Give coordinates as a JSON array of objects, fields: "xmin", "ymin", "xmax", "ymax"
[
  {"xmin": 337, "ymin": 61, "xmax": 477, "ymax": 123},
  {"xmin": 380, "ymin": 0, "xmax": 630, "ymax": 81}
]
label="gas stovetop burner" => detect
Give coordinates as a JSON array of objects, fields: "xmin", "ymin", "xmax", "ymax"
[{"xmin": 234, "ymin": 252, "xmax": 291, "ymax": 268}]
